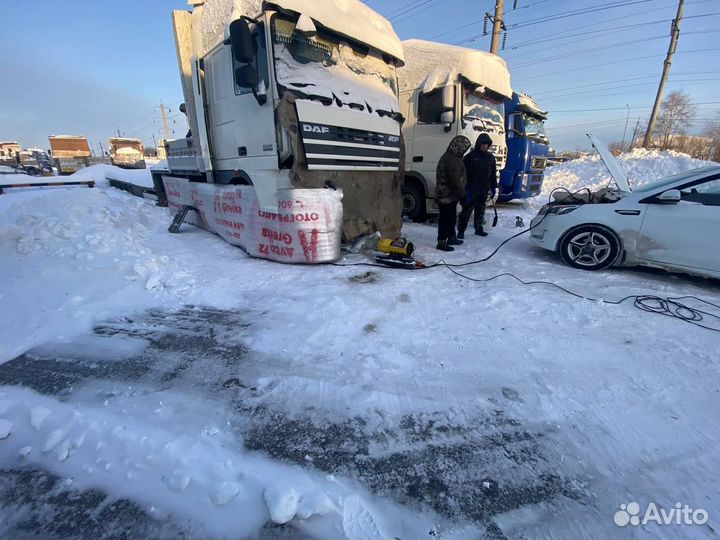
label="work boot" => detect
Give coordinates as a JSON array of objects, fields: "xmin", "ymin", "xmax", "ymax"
[
  {"xmin": 475, "ymin": 228, "xmax": 488, "ymax": 237},
  {"xmin": 448, "ymin": 237, "xmax": 464, "ymax": 246},
  {"xmin": 436, "ymin": 240, "xmax": 455, "ymax": 252}
]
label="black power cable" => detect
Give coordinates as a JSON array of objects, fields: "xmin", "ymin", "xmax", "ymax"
[{"xmin": 332, "ymin": 189, "xmax": 720, "ymax": 333}]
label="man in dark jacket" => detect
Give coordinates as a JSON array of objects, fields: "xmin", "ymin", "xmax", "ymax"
[
  {"xmin": 458, "ymin": 133, "xmax": 497, "ymax": 237},
  {"xmin": 435, "ymin": 135, "xmax": 472, "ymax": 251}
]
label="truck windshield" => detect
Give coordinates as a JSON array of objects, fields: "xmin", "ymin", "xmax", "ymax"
[
  {"xmin": 524, "ymin": 115, "xmax": 547, "ymax": 142},
  {"xmin": 462, "ymin": 87, "xmax": 504, "ymax": 130},
  {"xmin": 271, "ymin": 16, "xmax": 399, "ymax": 114}
]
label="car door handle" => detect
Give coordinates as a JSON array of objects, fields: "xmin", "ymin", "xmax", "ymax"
[
  {"xmin": 614, "ymin": 209, "xmax": 641, "ymax": 215},
  {"xmin": 413, "ymin": 156, "xmax": 423, "ymax": 162}
]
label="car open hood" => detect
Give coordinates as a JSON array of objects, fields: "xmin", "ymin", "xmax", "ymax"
[{"xmin": 586, "ymin": 133, "xmax": 631, "ymax": 192}]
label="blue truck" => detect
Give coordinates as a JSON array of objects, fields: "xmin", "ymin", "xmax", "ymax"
[{"xmin": 499, "ymin": 92, "xmax": 549, "ymax": 202}]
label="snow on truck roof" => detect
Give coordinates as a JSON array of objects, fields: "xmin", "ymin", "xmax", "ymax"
[
  {"xmin": 517, "ymin": 92, "xmax": 547, "ymax": 118},
  {"xmin": 399, "ymin": 39, "xmax": 512, "ymax": 98},
  {"xmin": 192, "ymin": 0, "xmax": 404, "ymax": 62}
]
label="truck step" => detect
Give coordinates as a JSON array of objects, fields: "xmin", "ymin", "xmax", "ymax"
[{"xmin": 168, "ymin": 205, "xmax": 196, "ymax": 233}]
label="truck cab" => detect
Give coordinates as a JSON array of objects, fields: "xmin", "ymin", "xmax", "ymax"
[
  {"xmin": 499, "ymin": 92, "xmax": 549, "ymax": 202},
  {"xmin": 158, "ymin": 0, "xmax": 406, "ymax": 242},
  {"xmin": 398, "ymin": 39, "xmax": 512, "ymax": 221}
]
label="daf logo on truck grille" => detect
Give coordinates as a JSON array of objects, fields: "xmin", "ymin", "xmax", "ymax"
[{"xmin": 303, "ymin": 124, "xmax": 330, "ymax": 134}]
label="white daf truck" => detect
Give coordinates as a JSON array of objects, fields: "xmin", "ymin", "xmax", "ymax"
[
  {"xmin": 398, "ymin": 39, "xmax": 512, "ymax": 221},
  {"xmin": 153, "ymin": 0, "xmax": 406, "ymax": 262}
]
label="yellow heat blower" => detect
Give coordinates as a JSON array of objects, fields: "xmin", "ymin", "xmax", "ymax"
[{"xmin": 375, "ymin": 237, "xmax": 417, "ymax": 268}]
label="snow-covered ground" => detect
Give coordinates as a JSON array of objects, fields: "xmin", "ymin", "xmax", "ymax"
[{"xmin": 0, "ymin": 151, "xmax": 718, "ymax": 539}]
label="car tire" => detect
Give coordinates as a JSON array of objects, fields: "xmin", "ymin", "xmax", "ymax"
[
  {"xmin": 559, "ymin": 224, "xmax": 621, "ymax": 271},
  {"xmin": 402, "ymin": 180, "xmax": 426, "ymax": 222}
]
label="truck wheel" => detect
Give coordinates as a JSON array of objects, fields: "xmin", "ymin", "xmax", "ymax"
[
  {"xmin": 402, "ymin": 180, "xmax": 426, "ymax": 222},
  {"xmin": 559, "ymin": 225, "xmax": 620, "ymax": 271}
]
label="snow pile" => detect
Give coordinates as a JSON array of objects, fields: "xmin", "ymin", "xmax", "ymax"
[
  {"xmin": 399, "ymin": 39, "xmax": 512, "ymax": 97},
  {"xmin": 115, "ymin": 147, "xmax": 141, "ymax": 156},
  {"xmin": 0, "ymin": 180, "xmax": 201, "ymax": 362},
  {"xmin": 536, "ymin": 148, "xmax": 717, "ymax": 209}
]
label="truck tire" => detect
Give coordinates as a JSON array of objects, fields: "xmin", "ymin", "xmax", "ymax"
[
  {"xmin": 558, "ymin": 224, "xmax": 621, "ymax": 271},
  {"xmin": 402, "ymin": 180, "xmax": 426, "ymax": 222}
]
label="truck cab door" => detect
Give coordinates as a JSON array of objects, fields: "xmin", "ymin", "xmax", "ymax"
[
  {"xmin": 205, "ymin": 23, "xmax": 276, "ymax": 177},
  {"xmin": 410, "ymin": 85, "xmax": 457, "ymax": 207}
]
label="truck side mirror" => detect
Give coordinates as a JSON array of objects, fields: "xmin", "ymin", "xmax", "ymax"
[
  {"xmin": 441, "ymin": 111, "xmax": 454, "ymax": 132},
  {"xmin": 441, "ymin": 86, "xmax": 454, "ymax": 111},
  {"xmin": 230, "ymin": 19, "xmax": 253, "ymax": 63},
  {"xmin": 235, "ymin": 64, "xmax": 258, "ymax": 88}
]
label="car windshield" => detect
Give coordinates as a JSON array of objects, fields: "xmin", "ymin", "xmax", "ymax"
[
  {"xmin": 271, "ymin": 16, "xmax": 399, "ymax": 113},
  {"xmin": 462, "ymin": 86, "xmax": 505, "ymax": 129},
  {"xmin": 632, "ymin": 169, "xmax": 706, "ymax": 193},
  {"xmin": 524, "ymin": 115, "xmax": 547, "ymax": 141}
]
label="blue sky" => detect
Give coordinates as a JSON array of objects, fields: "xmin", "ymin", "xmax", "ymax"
[{"xmin": 1, "ymin": 0, "xmax": 718, "ymax": 152}]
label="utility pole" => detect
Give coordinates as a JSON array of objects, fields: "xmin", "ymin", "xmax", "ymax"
[
  {"xmin": 630, "ymin": 118, "xmax": 641, "ymax": 150},
  {"xmin": 159, "ymin": 102, "xmax": 171, "ymax": 139},
  {"xmin": 489, "ymin": 0, "xmax": 505, "ymax": 54},
  {"xmin": 620, "ymin": 104, "xmax": 630, "ymax": 152},
  {"xmin": 643, "ymin": 0, "xmax": 684, "ymax": 148}
]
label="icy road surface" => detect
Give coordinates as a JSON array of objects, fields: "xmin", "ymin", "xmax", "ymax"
[{"xmin": 0, "ymin": 151, "xmax": 719, "ymax": 539}]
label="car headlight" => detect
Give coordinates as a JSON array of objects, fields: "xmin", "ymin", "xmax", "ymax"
[{"xmin": 547, "ymin": 204, "xmax": 580, "ymax": 215}]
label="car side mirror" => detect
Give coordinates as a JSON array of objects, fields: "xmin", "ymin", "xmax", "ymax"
[
  {"xmin": 229, "ymin": 19, "xmax": 253, "ymax": 63},
  {"xmin": 441, "ymin": 110, "xmax": 454, "ymax": 132},
  {"xmin": 656, "ymin": 189, "xmax": 681, "ymax": 203}
]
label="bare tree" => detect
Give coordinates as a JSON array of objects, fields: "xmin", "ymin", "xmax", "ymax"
[
  {"xmin": 654, "ymin": 91, "xmax": 696, "ymax": 149},
  {"xmin": 703, "ymin": 112, "xmax": 720, "ymax": 162}
]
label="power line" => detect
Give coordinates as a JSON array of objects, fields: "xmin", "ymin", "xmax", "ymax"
[
  {"xmin": 538, "ymin": 77, "xmax": 720, "ymax": 101},
  {"xmin": 506, "ymin": 12, "xmax": 719, "ymax": 53},
  {"xmin": 533, "ymin": 70, "xmax": 719, "ymax": 97},
  {"xmin": 551, "ymin": 100, "xmax": 720, "ymax": 113},
  {"xmin": 510, "ymin": 29, "xmax": 717, "ymax": 69},
  {"xmin": 454, "ymin": 0, "xmax": 658, "ymax": 45},
  {"xmin": 515, "ymin": 48, "xmax": 720, "ymax": 81},
  {"xmin": 392, "ymin": 0, "xmax": 443, "ymax": 23},
  {"xmin": 387, "ymin": 0, "xmax": 435, "ymax": 20}
]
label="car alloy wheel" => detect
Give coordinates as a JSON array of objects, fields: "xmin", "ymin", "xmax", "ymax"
[{"xmin": 559, "ymin": 225, "xmax": 620, "ymax": 270}]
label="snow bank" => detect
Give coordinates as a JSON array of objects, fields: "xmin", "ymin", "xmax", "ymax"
[
  {"xmin": 400, "ymin": 39, "xmax": 512, "ymax": 97},
  {"xmin": 535, "ymin": 148, "xmax": 717, "ymax": 210},
  {"xmin": 0, "ymin": 184, "xmax": 196, "ymax": 362}
]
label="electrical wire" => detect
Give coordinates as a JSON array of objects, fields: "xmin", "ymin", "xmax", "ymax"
[
  {"xmin": 454, "ymin": 0, "xmax": 658, "ymax": 45},
  {"xmin": 516, "ymin": 48, "xmax": 720, "ymax": 81},
  {"xmin": 331, "ymin": 189, "xmax": 720, "ymax": 333},
  {"xmin": 510, "ymin": 29, "xmax": 720, "ymax": 69}
]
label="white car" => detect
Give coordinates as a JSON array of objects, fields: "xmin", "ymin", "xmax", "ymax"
[{"xmin": 530, "ymin": 135, "xmax": 720, "ymax": 279}]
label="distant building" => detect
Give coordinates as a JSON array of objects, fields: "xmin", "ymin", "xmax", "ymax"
[{"xmin": 0, "ymin": 141, "xmax": 21, "ymax": 158}]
